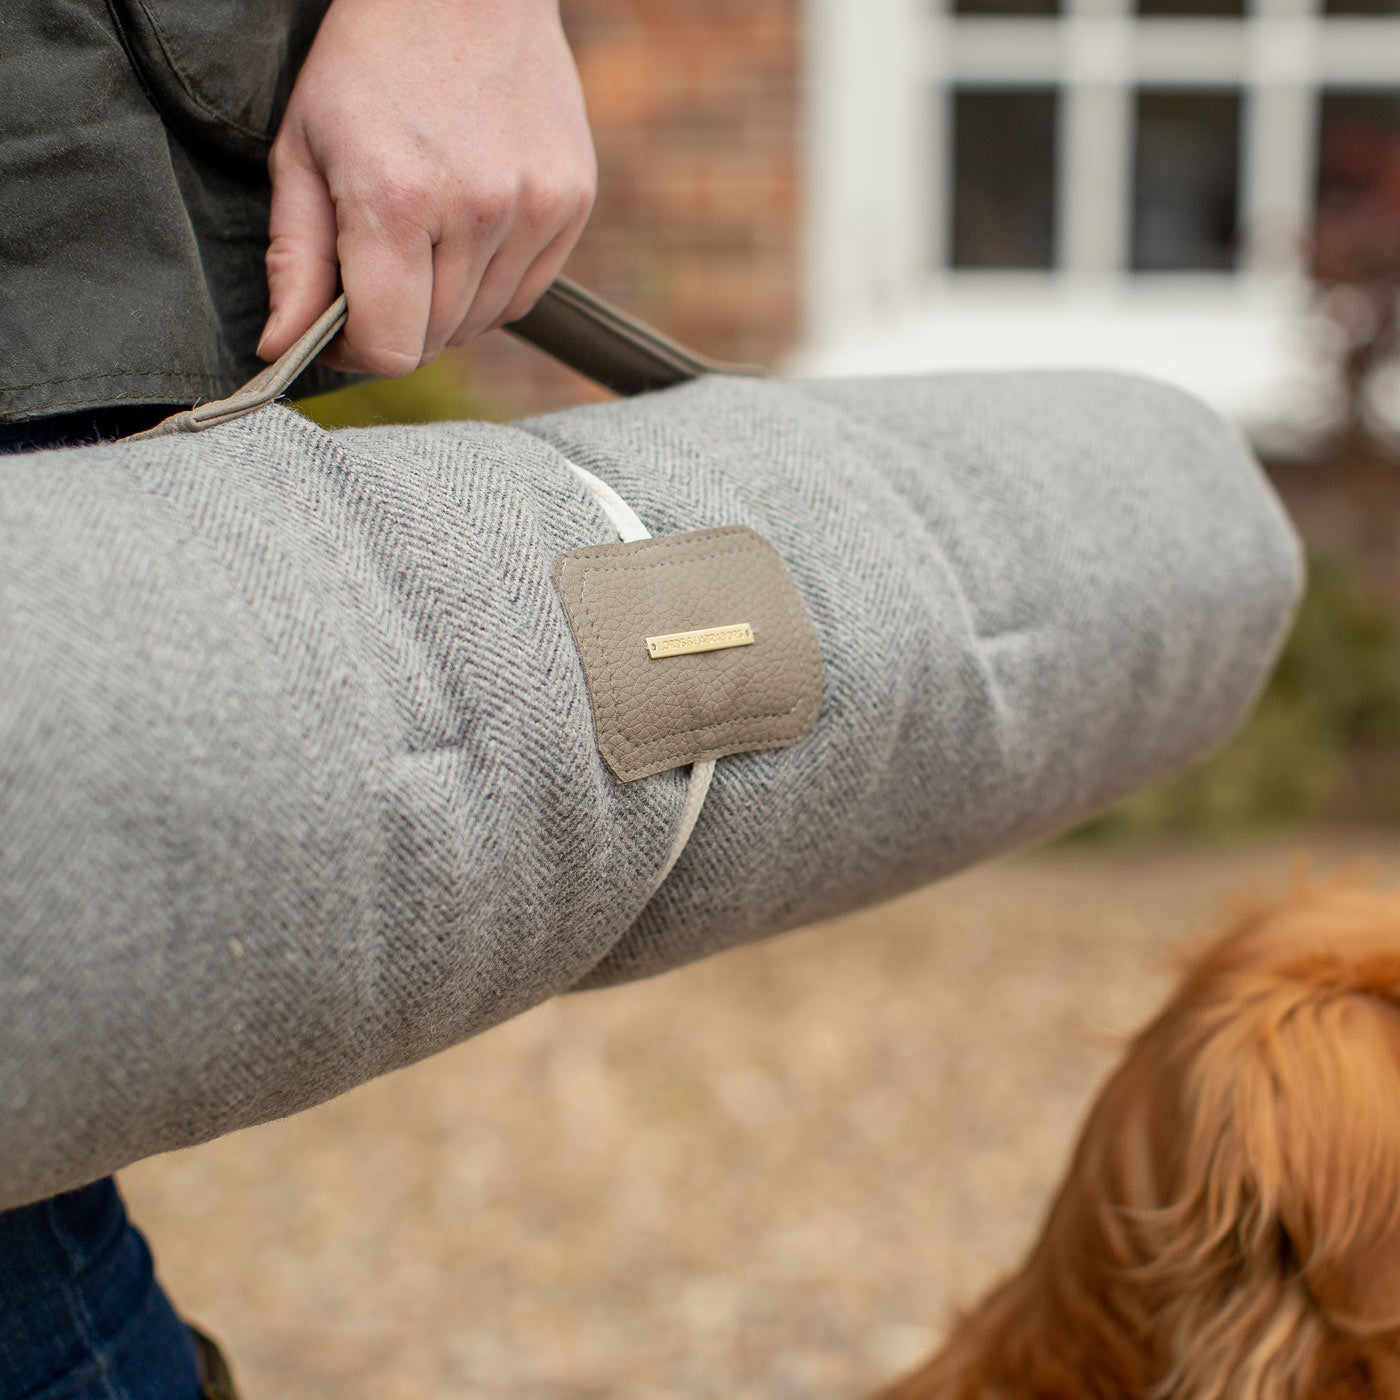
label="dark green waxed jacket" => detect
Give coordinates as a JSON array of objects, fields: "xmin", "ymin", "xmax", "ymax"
[{"xmin": 0, "ymin": 0, "xmax": 349, "ymax": 422}]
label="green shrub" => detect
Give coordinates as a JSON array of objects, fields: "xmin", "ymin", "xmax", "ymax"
[
  {"xmin": 1069, "ymin": 554, "xmax": 1400, "ymax": 843},
  {"xmin": 294, "ymin": 352, "xmax": 501, "ymax": 429}
]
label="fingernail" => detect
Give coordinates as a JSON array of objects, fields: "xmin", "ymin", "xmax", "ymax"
[{"xmin": 256, "ymin": 311, "xmax": 282, "ymax": 359}]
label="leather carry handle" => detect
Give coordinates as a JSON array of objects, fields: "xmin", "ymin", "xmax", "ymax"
[
  {"xmin": 130, "ymin": 277, "xmax": 761, "ymax": 440},
  {"xmin": 506, "ymin": 276, "xmax": 762, "ymax": 395}
]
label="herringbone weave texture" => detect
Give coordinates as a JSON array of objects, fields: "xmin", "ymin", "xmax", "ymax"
[{"xmin": 0, "ymin": 373, "xmax": 1301, "ymax": 1207}]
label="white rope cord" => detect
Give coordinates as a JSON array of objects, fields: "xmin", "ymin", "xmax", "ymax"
[
  {"xmin": 565, "ymin": 460, "xmax": 716, "ymax": 899},
  {"xmin": 648, "ymin": 755, "xmax": 715, "ymax": 893},
  {"xmin": 565, "ymin": 460, "xmax": 651, "ymax": 544}
]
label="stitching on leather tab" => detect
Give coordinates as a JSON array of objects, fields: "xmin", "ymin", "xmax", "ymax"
[{"xmin": 555, "ymin": 526, "xmax": 822, "ymax": 781}]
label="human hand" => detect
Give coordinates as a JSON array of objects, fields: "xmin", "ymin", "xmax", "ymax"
[{"xmin": 256, "ymin": 0, "xmax": 596, "ymax": 376}]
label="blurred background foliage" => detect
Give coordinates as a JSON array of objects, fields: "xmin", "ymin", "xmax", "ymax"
[{"xmin": 296, "ymin": 351, "xmax": 503, "ymax": 430}]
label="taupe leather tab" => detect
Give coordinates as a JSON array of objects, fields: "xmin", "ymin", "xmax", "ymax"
[{"xmin": 553, "ymin": 526, "xmax": 822, "ymax": 782}]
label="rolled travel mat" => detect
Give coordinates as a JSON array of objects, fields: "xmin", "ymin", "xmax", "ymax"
[{"xmin": 0, "ymin": 367, "xmax": 1301, "ymax": 1208}]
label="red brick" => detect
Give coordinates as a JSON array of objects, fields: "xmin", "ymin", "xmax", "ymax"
[{"xmin": 452, "ymin": 0, "xmax": 802, "ymax": 416}]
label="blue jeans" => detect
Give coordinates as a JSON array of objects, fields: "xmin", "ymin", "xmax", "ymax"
[
  {"xmin": 0, "ymin": 1181, "xmax": 201, "ymax": 1400},
  {"xmin": 2, "ymin": 403, "xmax": 202, "ymax": 1400}
]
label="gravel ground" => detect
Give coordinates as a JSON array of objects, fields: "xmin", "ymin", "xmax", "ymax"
[{"xmin": 121, "ymin": 832, "xmax": 1400, "ymax": 1400}]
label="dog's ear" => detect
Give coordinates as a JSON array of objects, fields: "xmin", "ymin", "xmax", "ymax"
[
  {"xmin": 1273, "ymin": 992, "xmax": 1400, "ymax": 1336},
  {"xmin": 1146, "ymin": 947, "xmax": 1400, "ymax": 1400},
  {"xmin": 1208, "ymin": 981, "xmax": 1400, "ymax": 1338}
]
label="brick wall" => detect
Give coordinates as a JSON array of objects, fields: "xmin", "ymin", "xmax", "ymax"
[{"xmin": 453, "ymin": 0, "xmax": 803, "ymax": 419}]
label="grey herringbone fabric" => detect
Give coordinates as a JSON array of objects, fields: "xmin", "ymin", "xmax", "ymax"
[{"xmin": 0, "ymin": 372, "xmax": 1301, "ymax": 1208}]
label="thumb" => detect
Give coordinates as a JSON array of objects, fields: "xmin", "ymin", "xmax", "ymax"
[{"xmin": 258, "ymin": 134, "xmax": 342, "ymax": 362}]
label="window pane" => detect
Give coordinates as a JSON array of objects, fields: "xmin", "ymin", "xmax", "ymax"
[
  {"xmin": 951, "ymin": 89, "xmax": 1058, "ymax": 269},
  {"xmin": 1317, "ymin": 93, "xmax": 1400, "ymax": 204},
  {"xmin": 1314, "ymin": 93, "xmax": 1400, "ymax": 278},
  {"xmin": 1136, "ymin": 0, "xmax": 1244, "ymax": 15},
  {"xmin": 1323, "ymin": 0, "xmax": 1400, "ymax": 16},
  {"xmin": 1131, "ymin": 90, "xmax": 1240, "ymax": 271},
  {"xmin": 953, "ymin": 0, "xmax": 1060, "ymax": 15}
]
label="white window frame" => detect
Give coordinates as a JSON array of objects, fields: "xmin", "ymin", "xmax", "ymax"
[{"xmin": 799, "ymin": 0, "xmax": 1400, "ymax": 435}]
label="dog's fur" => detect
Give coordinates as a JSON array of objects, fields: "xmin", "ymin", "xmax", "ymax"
[{"xmin": 869, "ymin": 881, "xmax": 1400, "ymax": 1400}]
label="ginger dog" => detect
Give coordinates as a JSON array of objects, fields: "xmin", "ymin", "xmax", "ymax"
[{"xmin": 869, "ymin": 882, "xmax": 1400, "ymax": 1400}]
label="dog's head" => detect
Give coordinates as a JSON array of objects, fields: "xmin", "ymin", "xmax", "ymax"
[
  {"xmin": 871, "ymin": 882, "xmax": 1400, "ymax": 1400},
  {"xmin": 1128, "ymin": 882, "xmax": 1400, "ymax": 1399}
]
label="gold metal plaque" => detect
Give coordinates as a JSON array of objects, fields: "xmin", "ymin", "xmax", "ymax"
[
  {"xmin": 553, "ymin": 527, "xmax": 821, "ymax": 780},
  {"xmin": 646, "ymin": 622, "xmax": 755, "ymax": 659}
]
